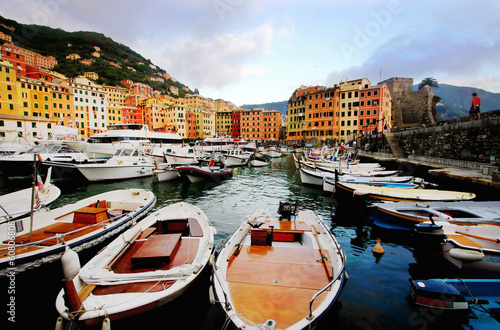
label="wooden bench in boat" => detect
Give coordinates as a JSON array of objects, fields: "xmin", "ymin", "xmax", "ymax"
[
  {"xmin": 250, "ymin": 220, "xmax": 310, "ymax": 246},
  {"xmin": 10, "ymin": 222, "xmax": 104, "ymax": 245},
  {"xmin": 156, "ymin": 218, "xmax": 203, "ymax": 237},
  {"xmin": 447, "ymin": 234, "xmax": 485, "ymax": 248},
  {"xmin": 131, "ymin": 233, "xmax": 182, "ymax": 268},
  {"xmin": 73, "ymin": 206, "xmax": 109, "ymax": 224}
]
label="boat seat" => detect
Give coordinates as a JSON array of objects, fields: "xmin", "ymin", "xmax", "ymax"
[
  {"xmin": 73, "ymin": 207, "xmax": 109, "ymax": 224},
  {"xmin": 130, "ymin": 233, "xmax": 182, "ymax": 269},
  {"xmin": 157, "ymin": 219, "xmax": 190, "ymax": 236}
]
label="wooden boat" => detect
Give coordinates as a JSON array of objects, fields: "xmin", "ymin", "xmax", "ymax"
[
  {"xmin": 409, "ymin": 278, "xmax": 500, "ymax": 328},
  {"xmin": 0, "ymin": 167, "xmax": 61, "ymax": 221},
  {"xmin": 75, "ymin": 147, "xmax": 156, "ymax": 181},
  {"xmin": 335, "ymin": 181, "xmax": 476, "ymax": 203},
  {"xmin": 0, "ymin": 189, "xmax": 156, "ymax": 276},
  {"xmin": 163, "ymin": 145, "xmax": 198, "ymax": 165},
  {"xmin": 211, "ymin": 201, "xmax": 347, "ymax": 329},
  {"xmin": 177, "ymin": 165, "xmax": 233, "ymax": 183},
  {"xmin": 370, "ymin": 200, "xmax": 500, "ymax": 230},
  {"xmin": 413, "ymin": 221, "xmax": 500, "ymax": 278},
  {"xmin": 322, "ymin": 175, "xmax": 417, "ymax": 194},
  {"xmin": 55, "ymin": 202, "xmax": 216, "ymax": 327}
]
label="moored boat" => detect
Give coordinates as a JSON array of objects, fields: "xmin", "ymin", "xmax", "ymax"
[
  {"xmin": 335, "ymin": 181, "xmax": 476, "ymax": 203},
  {"xmin": 74, "ymin": 147, "xmax": 156, "ymax": 182},
  {"xmin": 248, "ymin": 154, "xmax": 271, "ymax": 167},
  {"xmin": 413, "ymin": 221, "xmax": 500, "ymax": 278},
  {"xmin": 177, "ymin": 165, "xmax": 233, "ymax": 183},
  {"xmin": 153, "ymin": 165, "xmax": 181, "ymax": 182},
  {"xmin": 55, "ymin": 202, "xmax": 215, "ymax": 327},
  {"xmin": 409, "ymin": 278, "xmax": 500, "ymax": 328},
  {"xmin": 322, "ymin": 175, "xmax": 417, "ymax": 194},
  {"xmin": 0, "ymin": 188, "xmax": 156, "ymax": 276},
  {"xmin": 211, "ymin": 201, "xmax": 347, "ymax": 329},
  {"xmin": 371, "ymin": 200, "xmax": 500, "ymax": 230}
]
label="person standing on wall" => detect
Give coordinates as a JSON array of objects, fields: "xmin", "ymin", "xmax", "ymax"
[{"xmin": 468, "ymin": 92, "xmax": 481, "ymax": 121}]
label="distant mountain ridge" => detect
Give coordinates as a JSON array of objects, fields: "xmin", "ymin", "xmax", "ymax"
[
  {"xmin": 242, "ymin": 84, "xmax": 500, "ymax": 120},
  {"xmin": 0, "ymin": 15, "xmax": 192, "ymax": 96}
]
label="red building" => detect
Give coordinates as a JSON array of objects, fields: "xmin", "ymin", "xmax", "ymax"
[{"xmin": 231, "ymin": 111, "xmax": 242, "ymax": 138}]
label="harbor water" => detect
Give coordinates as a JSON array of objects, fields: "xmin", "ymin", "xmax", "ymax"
[{"xmin": 1, "ymin": 155, "xmax": 494, "ymax": 329}]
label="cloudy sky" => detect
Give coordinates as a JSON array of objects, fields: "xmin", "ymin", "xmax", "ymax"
[{"xmin": 1, "ymin": 0, "xmax": 499, "ymax": 106}]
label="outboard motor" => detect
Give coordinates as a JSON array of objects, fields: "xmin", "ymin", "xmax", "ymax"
[
  {"xmin": 412, "ymin": 222, "xmax": 447, "ymax": 261},
  {"xmin": 278, "ymin": 201, "xmax": 292, "ymax": 220}
]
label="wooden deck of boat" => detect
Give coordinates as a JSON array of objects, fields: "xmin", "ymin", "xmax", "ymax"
[{"xmin": 227, "ymin": 243, "xmax": 331, "ymax": 329}]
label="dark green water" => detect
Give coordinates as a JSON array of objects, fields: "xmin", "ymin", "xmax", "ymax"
[{"xmin": 0, "ymin": 155, "xmax": 487, "ymax": 329}]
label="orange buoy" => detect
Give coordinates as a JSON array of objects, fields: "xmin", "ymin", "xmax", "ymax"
[{"xmin": 372, "ymin": 238, "xmax": 385, "ymax": 254}]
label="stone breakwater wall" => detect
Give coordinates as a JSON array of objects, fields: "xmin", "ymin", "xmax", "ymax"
[{"xmin": 360, "ymin": 112, "xmax": 500, "ymax": 171}]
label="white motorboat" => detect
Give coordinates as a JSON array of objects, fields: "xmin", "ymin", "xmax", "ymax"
[
  {"xmin": 65, "ymin": 124, "xmax": 183, "ymax": 159},
  {"xmin": 0, "ymin": 167, "xmax": 61, "ymax": 222},
  {"xmin": 163, "ymin": 145, "xmax": 198, "ymax": 165},
  {"xmin": 0, "ymin": 188, "xmax": 156, "ymax": 276},
  {"xmin": 221, "ymin": 149, "xmax": 251, "ymax": 166},
  {"xmin": 211, "ymin": 201, "xmax": 347, "ymax": 329},
  {"xmin": 262, "ymin": 146, "xmax": 282, "ymax": 158},
  {"xmin": 248, "ymin": 155, "xmax": 271, "ymax": 167},
  {"xmin": 75, "ymin": 147, "xmax": 156, "ymax": 182},
  {"xmin": 55, "ymin": 202, "xmax": 215, "ymax": 327},
  {"xmin": 0, "ymin": 144, "xmax": 95, "ymax": 177},
  {"xmin": 153, "ymin": 165, "xmax": 180, "ymax": 182}
]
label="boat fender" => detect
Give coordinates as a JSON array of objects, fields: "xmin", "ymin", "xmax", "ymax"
[
  {"xmin": 55, "ymin": 316, "xmax": 64, "ymax": 330},
  {"xmin": 449, "ymin": 248, "xmax": 484, "ymax": 261},
  {"xmin": 208, "ymin": 285, "xmax": 216, "ymax": 305},
  {"xmin": 372, "ymin": 238, "xmax": 385, "ymax": 254},
  {"xmin": 61, "ymin": 245, "xmax": 80, "ymax": 280},
  {"xmin": 101, "ymin": 317, "xmax": 111, "ymax": 330},
  {"xmin": 265, "ymin": 319, "xmax": 276, "ymax": 330}
]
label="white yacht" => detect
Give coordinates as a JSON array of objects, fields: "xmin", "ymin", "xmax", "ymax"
[{"xmin": 65, "ymin": 124, "xmax": 183, "ymax": 159}]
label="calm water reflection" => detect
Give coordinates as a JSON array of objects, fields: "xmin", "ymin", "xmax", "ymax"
[{"xmin": 1, "ymin": 155, "xmax": 485, "ymax": 329}]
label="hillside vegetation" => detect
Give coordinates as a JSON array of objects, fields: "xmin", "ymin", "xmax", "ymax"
[{"xmin": 0, "ymin": 16, "xmax": 192, "ymax": 97}]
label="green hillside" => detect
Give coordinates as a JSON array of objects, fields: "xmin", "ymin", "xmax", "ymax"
[{"xmin": 0, "ymin": 16, "xmax": 192, "ymax": 96}]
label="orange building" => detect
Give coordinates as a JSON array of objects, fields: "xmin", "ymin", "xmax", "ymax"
[
  {"xmin": 304, "ymin": 87, "xmax": 339, "ymax": 142},
  {"xmin": 261, "ymin": 109, "xmax": 282, "ymax": 141},
  {"xmin": 240, "ymin": 108, "xmax": 263, "ymax": 140},
  {"xmin": 358, "ymin": 83, "xmax": 392, "ymax": 136},
  {"xmin": 286, "ymin": 85, "xmax": 325, "ymax": 142}
]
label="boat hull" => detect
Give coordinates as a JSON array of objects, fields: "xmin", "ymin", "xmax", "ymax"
[
  {"xmin": 178, "ymin": 166, "xmax": 233, "ymax": 183},
  {"xmin": 212, "ymin": 207, "xmax": 346, "ymax": 329},
  {"xmin": 77, "ymin": 164, "xmax": 155, "ymax": 181},
  {"xmin": 0, "ymin": 189, "xmax": 156, "ymax": 276}
]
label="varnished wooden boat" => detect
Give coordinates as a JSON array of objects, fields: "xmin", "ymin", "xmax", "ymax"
[
  {"xmin": 335, "ymin": 181, "xmax": 476, "ymax": 203},
  {"xmin": 0, "ymin": 189, "xmax": 156, "ymax": 276},
  {"xmin": 55, "ymin": 202, "xmax": 216, "ymax": 327},
  {"xmin": 211, "ymin": 202, "xmax": 347, "ymax": 329}
]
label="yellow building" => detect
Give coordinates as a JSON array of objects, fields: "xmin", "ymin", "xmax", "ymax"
[
  {"xmin": 166, "ymin": 100, "xmax": 188, "ymax": 138},
  {"xmin": 106, "ymin": 105, "xmax": 123, "ymax": 126},
  {"xmin": 142, "ymin": 97, "xmax": 168, "ymax": 131},
  {"xmin": 16, "ymin": 77, "xmax": 51, "ymax": 119},
  {"xmin": 338, "ymin": 78, "xmax": 371, "ymax": 142},
  {"xmin": 190, "ymin": 107, "xmax": 214, "ymax": 139},
  {"xmin": 102, "ymin": 84, "xmax": 130, "ymax": 106},
  {"xmin": 216, "ymin": 111, "xmax": 232, "ymax": 136},
  {"xmin": 0, "ymin": 59, "xmax": 17, "ymax": 116}
]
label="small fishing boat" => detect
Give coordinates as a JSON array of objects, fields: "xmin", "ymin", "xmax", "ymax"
[
  {"xmin": 409, "ymin": 278, "xmax": 500, "ymax": 328},
  {"xmin": 211, "ymin": 201, "xmax": 347, "ymax": 329},
  {"xmin": 335, "ymin": 181, "xmax": 476, "ymax": 203},
  {"xmin": 153, "ymin": 165, "xmax": 180, "ymax": 182},
  {"xmin": 163, "ymin": 145, "xmax": 198, "ymax": 165},
  {"xmin": 370, "ymin": 200, "xmax": 500, "ymax": 230},
  {"xmin": 413, "ymin": 221, "xmax": 500, "ymax": 278},
  {"xmin": 248, "ymin": 154, "xmax": 271, "ymax": 167},
  {"xmin": 177, "ymin": 165, "xmax": 233, "ymax": 183},
  {"xmin": 299, "ymin": 166, "xmax": 401, "ymax": 187},
  {"xmin": 75, "ymin": 147, "xmax": 156, "ymax": 182},
  {"xmin": 0, "ymin": 189, "xmax": 156, "ymax": 276},
  {"xmin": 55, "ymin": 202, "xmax": 216, "ymax": 327},
  {"xmin": 0, "ymin": 167, "xmax": 61, "ymax": 222},
  {"xmin": 262, "ymin": 146, "xmax": 282, "ymax": 158},
  {"xmin": 322, "ymin": 176, "xmax": 418, "ymax": 194},
  {"xmin": 221, "ymin": 149, "xmax": 251, "ymax": 167}
]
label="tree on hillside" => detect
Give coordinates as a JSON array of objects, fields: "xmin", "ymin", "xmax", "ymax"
[{"xmin": 418, "ymin": 77, "xmax": 439, "ymax": 90}]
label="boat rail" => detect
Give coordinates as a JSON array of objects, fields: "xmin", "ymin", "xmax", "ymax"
[
  {"xmin": 0, "ymin": 212, "xmax": 129, "ymax": 252},
  {"xmin": 307, "ymin": 245, "xmax": 346, "ymax": 321},
  {"xmin": 212, "ymin": 239, "xmax": 233, "ymax": 311}
]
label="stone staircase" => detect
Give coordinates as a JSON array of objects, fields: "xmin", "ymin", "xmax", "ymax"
[{"xmin": 384, "ymin": 133, "xmax": 406, "ymax": 158}]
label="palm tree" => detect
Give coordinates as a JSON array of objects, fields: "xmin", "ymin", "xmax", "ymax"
[{"xmin": 418, "ymin": 77, "xmax": 439, "ymax": 90}]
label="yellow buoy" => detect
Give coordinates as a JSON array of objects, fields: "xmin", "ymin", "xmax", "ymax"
[{"xmin": 372, "ymin": 238, "xmax": 385, "ymax": 254}]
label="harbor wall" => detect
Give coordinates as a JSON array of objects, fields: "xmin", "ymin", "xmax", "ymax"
[{"xmin": 357, "ymin": 109, "xmax": 500, "ymax": 175}]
